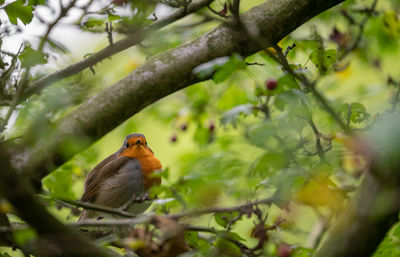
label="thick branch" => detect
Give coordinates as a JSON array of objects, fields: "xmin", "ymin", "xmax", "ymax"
[
  {"xmin": 0, "ymin": 144, "xmax": 112, "ymax": 257},
  {"xmin": 13, "ymin": 0, "xmax": 344, "ymax": 187}
]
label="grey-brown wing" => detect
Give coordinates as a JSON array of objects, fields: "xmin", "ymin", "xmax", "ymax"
[
  {"xmin": 94, "ymin": 158, "xmax": 145, "ymax": 208},
  {"xmin": 81, "ymin": 155, "xmax": 131, "ymax": 203}
]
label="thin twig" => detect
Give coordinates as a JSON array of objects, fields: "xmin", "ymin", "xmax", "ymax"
[
  {"xmin": 38, "ymin": 0, "xmax": 79, "ymax": 51},
  {"xmin": 207, "ymin": 3, "xmax": 228, "ymax": 18},
  {"xmin": 57, "ymin": 199, "xmax": 140, "ymax": 218},
  {"xmin": 306, "ymin": 116, "xmax": 325, "ymax": 161},
  {"xmin": 167, "ymin": 197, "xmax": 276, "ymax": 220},
  {"xmin": 337, "ymin": 0, "xmax": 379, "ymax": 62},
  {"xmin": 1, "ymin": 69, "xmax": 30, "ymax": 133},
  {"xmin": 246, "ymin": 62, "xmax": 265, "ymax": 66},
  {"xmin": 105, "ymin": 22, "xmax": 113, "ymax": 45},
  {"xmin": 186, "ymin": 225, "xmax": 258, "ymax": 257},
  {"xmin": 390, "ymin": 81, "xmax": 400, "ymax": 113}
]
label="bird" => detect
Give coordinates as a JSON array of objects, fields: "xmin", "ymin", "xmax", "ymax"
[{"xmin": 78, "ymin": 133, "xmax": 162, "ymax": 221}]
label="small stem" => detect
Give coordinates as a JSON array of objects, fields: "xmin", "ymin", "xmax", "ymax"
[
  {"xmin": 167, "ymin": 196, "xmax": 276, "ymax": 220},
  {"xmin": 390, "ymin": 82, "xmax": 400, "ymax": 113}
]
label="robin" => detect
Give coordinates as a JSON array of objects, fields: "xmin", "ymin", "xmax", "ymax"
[{"xmin": 79, "ymin": 133, "xmax": 162, "ymax": 220}]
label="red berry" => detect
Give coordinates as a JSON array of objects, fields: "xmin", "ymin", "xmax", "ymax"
[
  {"xmin": 208, "ymin": 122, "xmax": 215, "ymax": 132},
  {"xmin": 170, "ymin": 134, "xmax": 177, "ymax": 143},
  {"xmin": 180, "ymin": 123, "xmax": 187, "ymax": 131},
  {"xmin": 113, "ymin": 0, "xmax": 127, "ymax": 5},
  {"xmin": 277, "ymin": 243, "xmax": 291, "ymax": 257},
  {"xmin": 265, "ymin": 78, "xmax": 278, "ymax": 90}
]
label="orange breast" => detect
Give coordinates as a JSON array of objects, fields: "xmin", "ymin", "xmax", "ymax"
[
  {"xmin": 120, "ymin": 146, "xmax": 162, "ymax": 189},
  {"xmin": 139, "ymin": 156, "xmax": 162, "ymax": 189}
]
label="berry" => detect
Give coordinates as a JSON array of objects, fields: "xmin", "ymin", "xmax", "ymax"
[
  {"xmin": 113, "ymin": 0, "xmax": 127, "ymax": 5},
  {"xmin": 170, "ymin": 134, "xmax": 177, "ymax": 143},
  {"xmin": 208, "ymin": 122, "xmax": 215, "ymax": 132},
  {"xmin": 277, "ymin": 243, "xmax": 291, "ymax": 257},
  {"xmin": 265, "ymin": 78, "xmax": 278, "ymax": 90},
  {"xmin": 180, "ymin": 123, "xmax": 187, "ymax": 131}
]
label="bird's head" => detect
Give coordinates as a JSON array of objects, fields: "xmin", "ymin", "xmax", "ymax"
[{"xmin": 118, "ymin": 133, "xmax": 154, "ymax": 158}]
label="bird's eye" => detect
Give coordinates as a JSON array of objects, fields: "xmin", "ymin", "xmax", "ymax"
[
  {"xmin": 125, "ymin": 142, "xmax": 129, "ymax": 148},
  {"xmin": 136, "ymin": 139, "xmax": 141, "ymax": 144}
]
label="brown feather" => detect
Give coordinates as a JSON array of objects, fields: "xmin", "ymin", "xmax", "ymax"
[{"xmin": 81, "ymin": 154, "xmax": 130, "ymax": 203}]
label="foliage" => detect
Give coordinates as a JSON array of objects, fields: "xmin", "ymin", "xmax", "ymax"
[{"xmin": 0, "ymin": 0, "xmax": 399, "ymax": 256}]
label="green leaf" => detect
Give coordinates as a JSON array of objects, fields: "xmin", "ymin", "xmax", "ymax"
[
  {"xmin": 291, "ymin": 246, "xmax": 314, "ymax": 257},
  {"xmin": 340, "ymin": 102, "xmax": 370, "ymax": 124},
  {"xmin": 193, "ymin": 57, "xmax": 229, "ymax": 79},
  {"xmin": 214, "ymin": 238, "xmax": 241, "ymax": 257},
  {"xmin": 214, "ymin": 211, "xmax": 241, "ymax": 228},
  {"xmin": 108, "ymin": 13, "xmax": 121, "ymax": 21},
  {"xmin": 184, "ymin": 230, "xmax": 211, "ymax": 252},
  {"xmin": 193, "ymin": 54, "xmax": 246, "ymax": 82},
  {"xmin": 276, "ymin": 73, "xmax": 300, "ymax": 92},
  {"xmin": 310, "ymin": 48, "xmax": 337, "ymax": 73},
  {"xmin": 4, "ymin": 0, "xmax": 34, "ymax": 25},
  {"xmin": 213, "ymin": 54, "xmax": 246, "ymax": 83},
  {"xmin": 19, "ymin": 46, "xmax": 47, "ymax": 68},
  {"xmin": 28, "ymin": 0, "xmax": 45, "ymax": 5},
  {"xmin": 247, "ymin": 122, "xmax": 275, "ymax": 148},
  {"xmin": 193, "ymin": 125, "xmax": 211, "ymax": 146},
  {"xmin": 13, "ymin": 228, "xmax": 37, "ymax": 245},
  {"xmin": 218, "ymin": 231, "xmax": 246, "ymax": 242},
  {"xmin": 272, "ymin": 168, "xmax": 307, "ymax": 204},
  {"xmin": 349, "ymin": 102, "xmax": 370, "ymax": 123},
  {"xmin": 383, "ymin": 11, "xmax": 400, "ymax": 38},
  {"xmin": 220, "ymin": 104, "xmax": 254, "ymax": 127},
  {"xmin": 373, "ymin": 222, "xmax": 400, "ymax": 257},
  {"xmin": 249, "ymin": 152, "xmax": 287, "ymax": 176},
  {"xmin": 273, "ymin": 90, "xmax": 300, "ymax": 111},
  {"xmin": 185, "ymin": 230, "xmax": 199, "ymax": 246},
  {"xmin": 42, "ymin": 167, "xmax": 76, "ymax": 200},
  {"xmin": 83, "ymin": 17, "xmax": 104, "ymax": 28}
]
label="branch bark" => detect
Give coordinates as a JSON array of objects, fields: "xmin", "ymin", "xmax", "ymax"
[{"xmin": 13, "ymin": 0, "xmax": 344, "ymax": 186}]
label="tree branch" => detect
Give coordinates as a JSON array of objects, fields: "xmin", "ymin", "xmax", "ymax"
[{"xmin": 20, "ymin": 0, "xmax": 215, "ymax": 102}]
